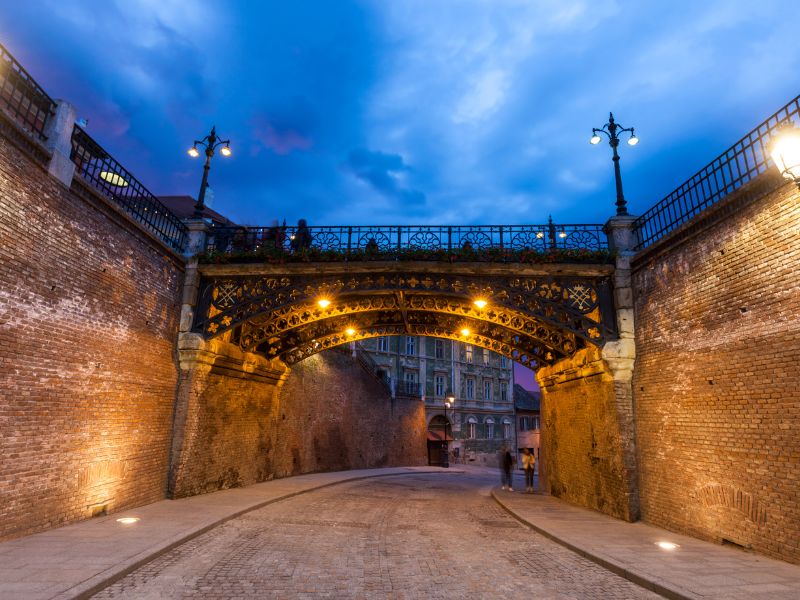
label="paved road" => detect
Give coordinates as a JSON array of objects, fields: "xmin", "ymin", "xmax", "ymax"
[{"xmin": 93, "ymin": 471, "xmax": 660, "ymax": 599}]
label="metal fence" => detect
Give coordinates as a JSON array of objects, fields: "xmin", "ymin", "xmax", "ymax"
[
  {"xmin": 0, "ymin": 43, "xmax": 56, "ymax": 141},
  {"xmin": 70, "ymin": 125, "xmax": 187, "ymax": 251},
  {"xmin": 206, "ymin": 221, "xmax": 607, "ymax": 254},
  {"xmin": 634, "ymin": 93, "xmax": 800, "ymax": 250}
]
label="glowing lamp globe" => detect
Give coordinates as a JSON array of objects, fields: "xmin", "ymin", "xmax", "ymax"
[{"xmin": 770, "ymin": 126, "xmax": 800, "ymax": 185}]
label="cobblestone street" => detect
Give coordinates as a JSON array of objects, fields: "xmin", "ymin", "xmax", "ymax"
[{"xmin": 93, "ymin": 472, "xmax": 659, "ymax": 599}]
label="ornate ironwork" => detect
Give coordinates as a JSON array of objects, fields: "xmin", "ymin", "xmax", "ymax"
[
  {"xmin": 206, "ymin": 220, "xmax": 607, "ymax": 254},
  {"xmin": 70, "ymin": 125, "xmax": 187, "ymax": 251},
  {"xmin": 634, "ymin": 93, "xmax": 800, "ymax": 250},
  {"xmin": 0, "ymin": 43, "xmax": 55, "ymax": 141},
  {"xmin": 194, "ymin": 269, "xmax": 615, "ymax": 368}
]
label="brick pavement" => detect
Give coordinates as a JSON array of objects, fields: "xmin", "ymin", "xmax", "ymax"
[
  {"xmin": 94, "ymin": 471, "xmax": 659, "ymax": 599},
  {"xmin": 1, "ymin": 466, "xmax": 798, "ymax": 599}
]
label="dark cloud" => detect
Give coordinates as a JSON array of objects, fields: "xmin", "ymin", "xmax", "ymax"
[
  {"xmin": 1, "ymin": 1, "xmax": 799, "ymax": 226},
  {"xmin": 345, "ymin": 149, "xmax": 426, "ymax": 206}
]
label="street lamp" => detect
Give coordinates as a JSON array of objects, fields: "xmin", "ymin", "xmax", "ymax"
[
  {"xmin": 770, "ymin": 123, "xmax": 800, "ymax": 188},
  {"xmin": 188, "ymin": 126, "xmax": 232, "ymax": 218},
  {"xmin": 443, "ymin": 389, "xmax": 456, "ymax": 468},
  {"xmin": 590, "ymin": 112, "xmax": 639, "ymax": 216}
]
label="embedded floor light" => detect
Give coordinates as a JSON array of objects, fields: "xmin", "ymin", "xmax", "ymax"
[
  {"xmin": 116, "ymin": 517, "xmax": 140, "ymax": 525},
  {"xmin": 656, "ymin": 541, "xmax": 679, "ymax": 550}
]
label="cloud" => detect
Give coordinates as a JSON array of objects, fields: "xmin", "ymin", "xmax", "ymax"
[
  {"xmin": 345, "ymin": 149, "xmax": 426, "ymax": 206},
  {"xmin": 251, "ymin": 114, "xmax": 313, "ymax": 156}
]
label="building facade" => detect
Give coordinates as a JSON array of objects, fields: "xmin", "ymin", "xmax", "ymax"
[
  {"xmin": 358, "ymin": 336, "xmax": 515, "ymax": 466},
  {"xmin": 514, "ymin": 383, "xmax": 541, "ymax": 462}
]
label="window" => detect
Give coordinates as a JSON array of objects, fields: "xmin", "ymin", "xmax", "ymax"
[
  {"xmin": 483, "ymin": 349, "xmax": 490, "ymax": 366},
  {"xmin": 465, "ymin": 344, "xmax": 473, "ymax": 363},
  {"xmin": 534, "ymin": 417, "xmax": 540, "ymax": 430},
  {"xmin": 483, "ymin": 380, "xmax": 492, "ymax": 401},
  {"xmin": 465, "ymin": 378, "xmax": 475, "ymax": 400},
  {"xmin": 377, "ymin": 337, "xmax": 387, "ymax": 352},
  {"xmin": 500, "ymin": 382, "xmax": 508, "ymax": 402},
  {"xmin": 485, "ymin": 418, "xmax": 495, "ymax": 439},
  {"xmin": 435, "ymin": 375, "xmax": 445, "ymax": 397},
  {"xmin": 500, "ymin": 356, "xmax": 508, "ymax": 368},
  {"xmin": 503, "ymin": 419, "xmax": 512, "ymax": 439},
  {"xmin": 467, "ymin": 417, "xmax": 477, "ymax": 439},
  {"xmin": 405, "ymin": 336, "xmax": 415, "ymax": 355},
  {"xmin": 404, "ymin": 371, "xmax": 418, "ymax": 395},
  {"xmin": 435, "ymin": 339, "xmax": 445, "ymax": 359},
  {"xmin": 519, "ymin": 416, "xmax": 540, "ymax": 431}
]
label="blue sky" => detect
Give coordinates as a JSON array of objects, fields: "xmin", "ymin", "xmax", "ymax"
[{"xmin": 2, "ymin": 0, "xmax": 798, "ymax": 227}]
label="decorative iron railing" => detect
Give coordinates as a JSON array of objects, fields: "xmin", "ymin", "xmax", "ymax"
[
  {"xmin": 634, "ymin": 93, "xmax": 800, "ymax": 250},
  {"xmin": 70, "ymin": 125, "xmax": 187, "ymax": 251},
  {"xmin": 206, "ymin": 221, "xmax": 607, "ymax": 254},
  {"xmin": 0, "ymin": 43, "xmax": 56, "ymax": 141}
]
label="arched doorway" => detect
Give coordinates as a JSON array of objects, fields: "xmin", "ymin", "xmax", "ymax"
[{"xmin": 427, "ymin": 414, "xmax": 451, "ymax": 467}]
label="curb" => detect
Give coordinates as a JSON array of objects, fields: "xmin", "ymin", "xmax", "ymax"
[
  {"xmin": 65, "ymin": 468, "xmax": 462, "ymax": 600},
  {"xmin": 491, "ymin": 490, "xmax": 699, "ymax": 600}
]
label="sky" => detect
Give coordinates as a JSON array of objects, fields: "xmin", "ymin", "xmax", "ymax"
[{"xmin": 2, "ymin": 0, "xmax": 799, "ymax": 230}]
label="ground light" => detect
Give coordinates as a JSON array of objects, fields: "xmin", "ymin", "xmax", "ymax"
[
  {"xmin": 116, "ymin": 517, "xmax": 140, "ymax": 525},
  {"xmin": 655, "ymin": 541, "xmax": 679, "ymax": 550}
]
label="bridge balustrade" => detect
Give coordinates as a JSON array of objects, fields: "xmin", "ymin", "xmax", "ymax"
[{"xmin": 204, "ymin": 222, "xmax": 608, "ymax": 258}]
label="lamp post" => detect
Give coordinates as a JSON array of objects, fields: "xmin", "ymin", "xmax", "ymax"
[
  {"xmin": 590, "ymin": 113, "xmax": 639, "ymax": 216},
  {"xmin": 770, "ymin": 123, "xmax": 800, "ymax": 188},
  {"xmin": 443, "ymin": 390, "xmax": 456, "ymax": 468},
  {"xmin": 188, "ymin": 126, "xmax": 231, "ymax": 218}
]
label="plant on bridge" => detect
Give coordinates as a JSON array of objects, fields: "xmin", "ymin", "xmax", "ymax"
[{"xmin": 199, "ymin": 245, "xmax": 614, "ymax": 265}]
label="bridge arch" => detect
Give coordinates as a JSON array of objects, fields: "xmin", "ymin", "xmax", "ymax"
[{"xmin": 191, "ymin": 262, "xmax": 617, "ymax": 370}]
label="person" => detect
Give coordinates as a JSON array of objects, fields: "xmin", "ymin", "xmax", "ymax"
[
  {"xmin": 522, "ymin": 448, "xmax": 536, "ymax": 493},
  {"xmin": 499, "ymin": 445, "xmax": 515, "ymax": 491},
  {"xmin": 290, "ymin": 218, "xmax": 312, "ymax": 252}
]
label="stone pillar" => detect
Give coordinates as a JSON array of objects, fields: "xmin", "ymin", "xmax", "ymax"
[
  {"xmin": 183, "ymin": 217, "xmax": 210, "ymax": 258},
  {"xmin": 601, "ymin": 214, "xmax": 640, "ymax": 520},
  {"xmin": 43, "ymin": 100, "xmax": 77, "ymax": 187}
]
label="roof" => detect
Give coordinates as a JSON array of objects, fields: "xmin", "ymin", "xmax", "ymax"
[
  {"xmin": 514, "ymin": 384, "xmax": 540, "ymax": 411},
  {"xmin": 157, "ymin": 195, "xmax": 236, "ymax": 226}
]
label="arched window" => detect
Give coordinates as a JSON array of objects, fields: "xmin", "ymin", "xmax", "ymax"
[
  {"xmin": 485, "ymin": 417, "xmax": 495, "ymax": 439},
  {"xmin": 502, "ymin": 418, "xmax": 512, "ymax": 440},
  {"xmin": 467, "ymin": 416, "xmax": 477, "ymax": 439}
]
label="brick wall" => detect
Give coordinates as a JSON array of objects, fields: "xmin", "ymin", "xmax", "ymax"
[
  {"xmin": 170, "ymin": 343, "xmax": 427, "ymax": 497},
  {"xmin": 537, "ymin": 346, "xmax": 639, "ymax": 521},
  {"xmin": 0, "ymin": 126, "xmax": 183, "ymax": 540},
  {"xmin": 632, "ymin": 174, "xmax": 800, "ymax": 564}
]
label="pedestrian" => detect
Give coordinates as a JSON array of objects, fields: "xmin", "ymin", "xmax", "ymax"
[
  {"xmin": 522, "ymin": 448, "xmax": 536, "ymax": 493},
  {"xmin": 290, "ymin": 218, "xmax": 312, "ymax": 252},
  {"xmin": 499, "ymin": 444, "xmax": 515, "ymax": 491}
]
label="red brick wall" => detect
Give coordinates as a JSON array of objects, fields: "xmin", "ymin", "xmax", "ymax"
[
  {"xmin": 169, "ymin": 346, "xmax": 427, "ymax": 497},
  {"xmin": 632, "ymin": 175, "xmax": 800, "ymax": 564},
  {"xmin": 0, "ymin": 129, "xmax": 184, "ymax": 540},
  {"xmin": 538, "ymin": 346, "xmax": 639, "ymax": 521}
]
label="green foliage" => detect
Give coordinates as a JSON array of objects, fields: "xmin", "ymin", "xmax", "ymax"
[{"xmin": 199, "ymin": 245, "xmax": 614, "ymax": 265}]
